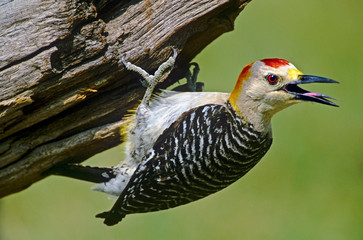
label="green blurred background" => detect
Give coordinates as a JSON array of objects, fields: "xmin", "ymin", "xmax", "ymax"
[{"xmin": 1, "ymin": 0, "xmax": 362, "ymax": 239}]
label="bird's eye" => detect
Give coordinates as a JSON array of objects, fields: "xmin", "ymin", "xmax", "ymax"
[{"xmin": 265, "ymin": 74, "xmax": 280, "ymax": 85}]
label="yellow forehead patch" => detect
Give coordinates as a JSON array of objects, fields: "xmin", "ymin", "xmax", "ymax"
[{"xmin": 288, "ymin": 68, "xmax": 303, "ymax": 80}]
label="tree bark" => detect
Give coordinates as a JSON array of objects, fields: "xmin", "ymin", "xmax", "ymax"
[{"xmin": 0, "ymin": 0, "xmax": 251, "ymax": 198}]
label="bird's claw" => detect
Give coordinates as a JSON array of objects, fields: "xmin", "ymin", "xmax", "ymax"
[{"xmin": 122, "ymin": 48, "xmax": 178, "ymax": 105}]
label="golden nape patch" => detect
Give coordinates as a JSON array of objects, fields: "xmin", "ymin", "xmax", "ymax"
[{"xmin": 229, "ymin": 62, "xmax": 253, "ymax": 113}]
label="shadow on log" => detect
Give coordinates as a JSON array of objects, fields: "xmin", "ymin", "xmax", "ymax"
[{"xmin": 0, "ymin": 0, "xmax": 251, "ymax": 197}]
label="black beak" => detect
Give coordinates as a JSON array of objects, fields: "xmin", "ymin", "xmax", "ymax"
[{"xmin": 284, "ymin": 75, "xmax": 339, "ymax": 107}]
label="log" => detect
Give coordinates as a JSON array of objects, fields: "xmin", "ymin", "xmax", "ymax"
[{"xmin": 0, "ymin": 0, "xmax": 251, "ymax": 197}]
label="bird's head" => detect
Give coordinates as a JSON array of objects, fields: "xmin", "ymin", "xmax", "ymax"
[{"xmin": 229, "ymin": 58, "xmax": 338, "ymax": 130}]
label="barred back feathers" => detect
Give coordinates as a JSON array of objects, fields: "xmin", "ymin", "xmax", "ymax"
[{"xmin": 97, "ymin": 102, "xmax": 272, "ymax": 225}]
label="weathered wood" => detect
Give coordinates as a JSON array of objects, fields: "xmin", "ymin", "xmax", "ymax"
[{"xmin": 0, "ymin": 0, "xmax": 251, "ymax": 197}]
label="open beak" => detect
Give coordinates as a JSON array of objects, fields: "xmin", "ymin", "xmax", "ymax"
[{"xmin": 284, "ymin": 75, "xmax": 339, "ymax": 107}]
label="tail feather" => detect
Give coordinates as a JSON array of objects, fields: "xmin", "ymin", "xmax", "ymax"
[
  {"xmin": 49, "ymin": 164, "xmax": 117, "ymax": 183},
  {"xmin": 96, "ymin": 210, "xmax": 126, "ymax": 226}
]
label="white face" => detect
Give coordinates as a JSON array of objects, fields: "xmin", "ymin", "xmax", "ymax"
[{"xmin": 242, "ymin": 61, "xmax": 303, "ymax": 115}]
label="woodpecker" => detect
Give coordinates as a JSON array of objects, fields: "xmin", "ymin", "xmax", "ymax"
[{"xmin": 52, "ymin": 49, "xmax": 338, "ymax": 226}]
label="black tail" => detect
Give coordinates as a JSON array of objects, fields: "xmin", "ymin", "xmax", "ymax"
[
  {"xmin": 49, "ymin": 164, "xmax": 117, "ymax": 183},
  {"xmin": 96, "ymin": 210, "xmax": 126, "ymax": 226}
]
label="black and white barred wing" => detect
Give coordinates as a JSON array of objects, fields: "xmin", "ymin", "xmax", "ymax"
[{"xmin": 97, "ymin": 104, "xmax": 271, "ymax": 225}]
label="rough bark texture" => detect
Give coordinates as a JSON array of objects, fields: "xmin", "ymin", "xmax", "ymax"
[{"xmin": 0, "ymin": 0, "xmax": 251, "ymax": 198}]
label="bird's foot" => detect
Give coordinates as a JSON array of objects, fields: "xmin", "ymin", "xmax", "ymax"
[
  {"xmin": 122, "ymin": 48, "xmax": 178, "ymax": 105},
  {"xmin": 186, "ymin": 62, "xmax": 200, "ymax": 92},
  {"xmin": 171, "ymin": 62, "xmax": 204, "ymax": 92}
]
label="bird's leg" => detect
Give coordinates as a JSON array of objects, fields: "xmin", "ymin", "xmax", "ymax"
[
  {"xmin": 185, "ymin": 62, "xmax": 200, "ymax": 92},
  {"xmin": 171, "ymin": 62, "xmax": 204, "ymax": 92},
  {"xmin": 121, "ymin": 49, "xmax": 178, "ymax": 106}
]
